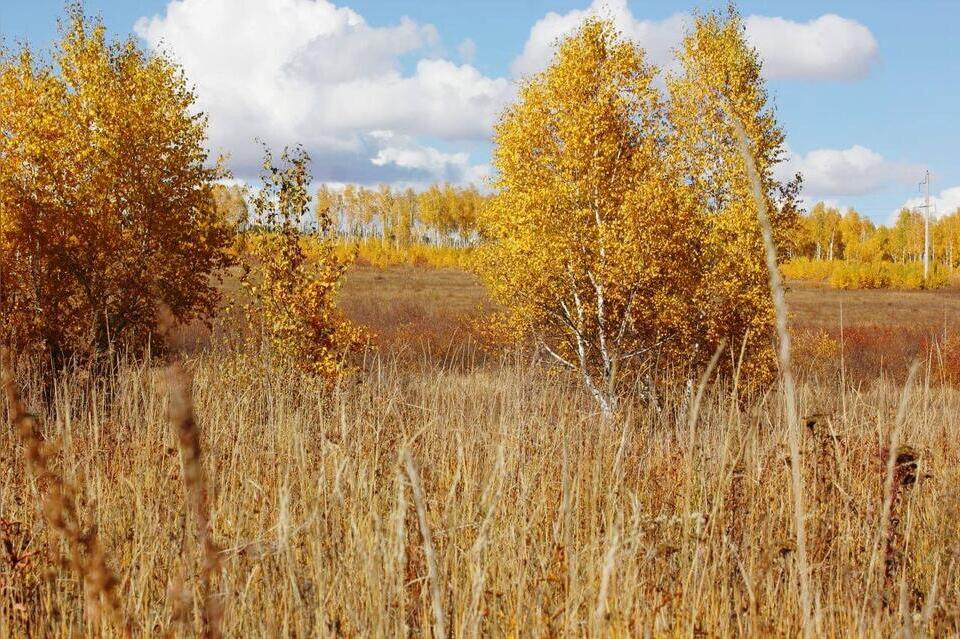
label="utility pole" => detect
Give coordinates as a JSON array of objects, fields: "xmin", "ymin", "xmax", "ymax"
[{"xmin": 925, "ymin": 170, "xmax": 930, "ymax": 280}]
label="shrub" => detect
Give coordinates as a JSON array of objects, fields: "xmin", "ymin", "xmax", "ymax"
[
  {"xmin": 791, "ymin": 329, "xmax": 842, "ymax": 379},
  {"xmin": 241, "ymin": 147, "xmax": 363, "ymax": 382},
  {"xmin": 327, "ymin": 238, "xmax": 473, "ymax": 270},
  {"xmin": 781, "ymin": 257, "xmax": 839, "ymax": 284}
]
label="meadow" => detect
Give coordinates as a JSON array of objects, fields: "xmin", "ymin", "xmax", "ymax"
[
  {"xmin": 3, "ymin": 263, "xmax": 960, "ymax": 637},
  {"xmin": 337, "ymin": 265, "xmax": 960, "ymax": 383},
  {"xmin": 4, "ymin": 6, "xmax": 960, "ymax": 638}
]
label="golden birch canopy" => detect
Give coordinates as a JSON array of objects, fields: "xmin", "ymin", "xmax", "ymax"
[{"xmin": 478, "ymin": 11, "xmax": 800, "ymax": 410}]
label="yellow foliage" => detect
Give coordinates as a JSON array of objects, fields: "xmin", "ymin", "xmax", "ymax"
[
  {"xmin": 782, "ymin": 258, "xmax": 949, "ymax": 290},
  {"xmin": 328, "ymin": 238, "xmax": 473, "ymax": 270},
  {"xmin": 240, "ymin": 147, "xmax": 363, "ymax": 382},
  {"xmin": 477, "ymin": 13, "xmax": 797, "ymax": 410},
  {"xmin": 668, "ymin": 8, "xmax": 801, "ymax": 384},
  {"xmin": 791, "ymin": 329, "xmax": 841, "ymax": 378},
  {"xmin": 0, "ymin": 8, "xmax": 233, "ymax": 368},
  {"xmin": 241, "ymin": 236, "xmax": 472, "ymax": 271}
]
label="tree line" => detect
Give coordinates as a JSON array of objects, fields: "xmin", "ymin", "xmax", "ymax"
[
  {"xmin": 792, "ymin": 202, "xmax": 960, "ymax": 268},
  {"xmin": 213, "ymin": 182, "xmax": 488, "ymax": 247}
]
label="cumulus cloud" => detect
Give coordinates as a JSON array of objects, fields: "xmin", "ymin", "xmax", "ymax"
[
  {"xmin": 511, "ymin": 0, "xmax": 688, "ymax": 78},
  {"xmin": 370, "ymin": 130, "xmax": 491, "ymax": 185},
  {"xmin": 899, "ymin": 186, "xmax": 960, "ymax": 220},
  {"xmin": 777, "ymin": 145, "xmax": 922, "ymax": 198},
  {"xmin": 135, "ymin": 0, "xmax": 509, "ymax": 184},
  {"xmin": 136, "ymin": 0, "xmax": 883, "ymax": 187},
  {"xmin": 744, "ymin": 15, "xmax": 877, "ymax": 80},
  {"xmin": 511, "ymin": 0, "xmax": 877, "ymax": 81}
]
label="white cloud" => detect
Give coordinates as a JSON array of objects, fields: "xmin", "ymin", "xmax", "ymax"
[
  {"xmin": 135, "ymin": 0, "xmax": 509, "ymax": 184},
  {"xmin": 744, "ymin": 15, "xmax": 877, "ymax": 81},
  {"xmin": 369, "ymin": 130, "xmax": 491, "ymax": 186},
  {"xmin": 511, "ymin": 1, "xmax": 877, "ymax": 81},
  {"xmin": 136, "ymin": 0, "xmax": 883, "ymax": 188},
  {"xmin": 777, "ymin": 145, "xmax": 922, "ymax": 198},
  {"xmin": 511, "ymin": 0, "xmax": 688, "ymax": 78},
  {"xmin": 899, "ymin": 187, "xmax": 960, "ymax": 220}
]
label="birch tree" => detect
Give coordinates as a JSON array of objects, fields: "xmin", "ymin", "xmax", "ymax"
[{"xmin": 477, "ymin": 19, "xmax": 702, "ymax": 414}]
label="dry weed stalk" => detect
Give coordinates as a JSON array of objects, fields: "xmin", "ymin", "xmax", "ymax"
[
  {"xmin": 883, "ymin": 445, "xmax": 920, "ymax": 589},
  {"xmin": 1, "ymin": 348, "xmax": 131, "ymax": 637},
  {"xmin": 167, "ymin": 363, "xmax": 223, "ymax": 639},
  {"xmin": 594, "ymin": 524, "xmax": 620, "ymax": 633},
  {"xmin": 402, "ymin": 447, "xmax": 447, "ymax": 639},
  {"xmin": 462, "ymin": 446, "xmax": 504, "ymax": 638},
  {"xmin": 730, "ymin": 116, "xmax": 814, "ymax": 636}
]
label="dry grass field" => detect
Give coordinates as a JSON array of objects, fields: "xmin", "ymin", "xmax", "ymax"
[
  {"xmin": 785, "ymin": 283, "xmax": 960, "ymax": 331},
  {"xmin": 3, "ymin": 264, "xmax": 960, "ymax": 637},
  {"xmin": 341, "ymin": 264, "xmax": 960, "ymax": 332},
  {"xmin": 340, "ymin": 266, "xmax": 960, "ymax": 380}
]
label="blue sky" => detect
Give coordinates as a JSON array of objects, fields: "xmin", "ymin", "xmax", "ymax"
[{"xmin": 3, "ymin": 0, "xmax": 959, "ymax": 222}]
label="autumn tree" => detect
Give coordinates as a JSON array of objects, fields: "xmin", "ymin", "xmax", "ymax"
[
  {"xmin": 479, "ymin": 9, "xmax": 800, "ymax": 411},
  {"xmin": 340, "ymin": 184, "xmax": 363, "ymax": 236},
  {"xmin": 668, "ymin": 7, "xmax": 800, "ymax": 383},
  {"xmin": 478, "ymin": 19, "xmax": 703, "ymax": 413},
  {"xmin": 837, "ymin": 207, "xmax": 874, "ymax": 261},
  {"xmin": 0, "ymin": 8, "xmax": 233, "ymax": 368},
  {"xmin": 312, "ymin": 185, "xmax": 341, "ymax": 235},
  {"xmin": 935, "ymin": 210, "xmax": 960, "ymax": 268},
  {"xmin": 417, "ymin": 184, "xmax": 450, "ymax": 244},
  {"xmin": 242, "ymin": 147, "xmax": 362, "ymax": 381},
  {"xmin": 805, "ymin": 203, "xmax": 842, "ymax": 260},
  {"xmin": 393, "ymin": 188, "xmax": 417, "ymax": 247},
  {"xmin": 891, "ymin": 208, "xmax": 925, "ymax": 263}
]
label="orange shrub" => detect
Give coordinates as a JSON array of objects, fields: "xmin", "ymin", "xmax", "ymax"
[{"xmin": 923, "ymin": 333, "xmax": 960, "ymax": 386}]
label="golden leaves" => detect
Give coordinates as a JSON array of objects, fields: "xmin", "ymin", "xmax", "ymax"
[
  {"xmin": 0, "ymin": 8, "xmax": 233, "ymax": 365},
  {"xmin": 477, "ymin": 12, "xmax": 797, "ymax": 406},
  {"xmin": 241, "ymin": 147, "xmax": 364, "ymax": 384}
]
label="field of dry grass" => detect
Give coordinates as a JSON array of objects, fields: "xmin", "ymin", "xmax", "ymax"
[
  {"xmin": 339, "ymin": 266, "xmax": 960, "ymax": 380},
  {"xmin": 785, "ymin": 282, "xmax": 960, "ymax": 331},
  {"xmin": 3, "ymin": 264, "xmax": 960, "ymax": 637},
  {"xmin": 341, "ymin": 264, "xmax": 960, "ymax": 331}
]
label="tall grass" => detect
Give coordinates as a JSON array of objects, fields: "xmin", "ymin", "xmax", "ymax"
[{"xmin": 2, "ymin": 344, "xmax": 960, "ymax": 636}]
